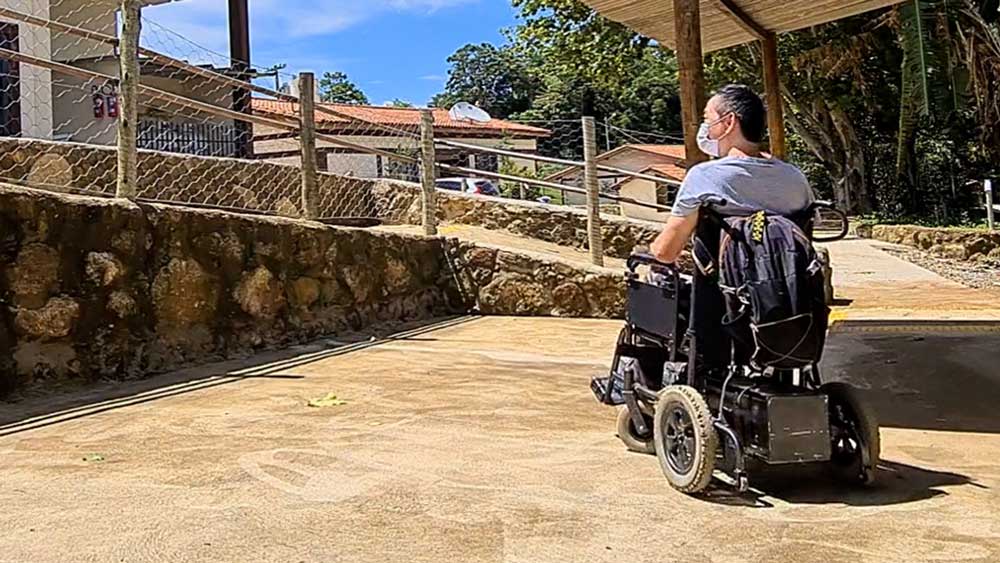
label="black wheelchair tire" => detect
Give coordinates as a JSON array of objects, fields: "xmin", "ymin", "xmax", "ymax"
[
  {"xmin": 616, "ymin": 407, "xmax": 655, "ymax": 455},
  {"xmin": 823, "ymin": 382, "xmax": 880, "ymax": 486},
  {"xmin": 654, "ymin": 386, "xmax": 718, "ymax": 493}
]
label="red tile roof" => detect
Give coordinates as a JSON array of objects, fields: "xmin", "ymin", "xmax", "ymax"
[
  {"xmin": 643, "ymin": 163, "xmax": 688, "ymax": 180},
  {"xmin": 544, "ymin": 144, "xmax": 688, "ymax": 182},
  {"xmin": 252, "ymin": 99, "xmax": 550, "ymax": 138},
  {"xmin": 620, "ymin": 144, "xmax": 687, "ymax": 160}
]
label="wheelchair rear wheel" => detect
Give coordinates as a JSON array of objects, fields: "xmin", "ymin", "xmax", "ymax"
[
  {"xmin": 616, "ymin": 407, "xmax": 655, "ymax": 455},
  {"xmin": 823, "ymin": 382, "xmax": 880, "ymax": 486},
  {"xmin": 654, "ymin": 386, "xmax": 718, "ymax": 493}
]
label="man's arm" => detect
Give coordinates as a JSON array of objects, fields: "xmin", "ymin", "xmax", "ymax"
[{"xmin": 649, "ymin": 213, "xmax": 699, "ymax": 263}]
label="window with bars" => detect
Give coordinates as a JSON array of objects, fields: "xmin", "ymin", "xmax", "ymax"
[{"xmin": 0, "ymin": 23, "xmax": 21, "ymax": 138}]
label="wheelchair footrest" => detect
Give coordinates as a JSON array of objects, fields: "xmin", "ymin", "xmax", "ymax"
[{"xmin": 591, "ymin": 375, "xmax": 625, "ymax": 406}]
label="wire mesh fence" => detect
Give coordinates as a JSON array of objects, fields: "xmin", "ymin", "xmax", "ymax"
[
  {"xmin": 0, "ymin": 1, "xmax": 682, "ymax": 264},
  {"xmin": 0, "ymin": 1, "xmax": 433, "ymax": 220}
]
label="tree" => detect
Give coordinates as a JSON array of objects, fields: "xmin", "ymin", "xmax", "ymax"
[
  {"xmin": 387, "ymin": 99, "xmax": 414, "ymax": 108},
  {"xmin": 318, "ymin": 71, "xmax": 369, "ymax": 105},
  {"xmin": 429, "ymin": 0, "xmax": 1000, "ymax": 219},
  {"xmin": 509, "ymin": 0, "xmax": 663, "ymax": 122},
  {"xmin": 429, "ymin": 43, "xmax": 540, "ymax": 118}
]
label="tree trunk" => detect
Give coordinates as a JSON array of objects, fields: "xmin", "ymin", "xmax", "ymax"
[
  {"xmin": 829, "ymin": 106, "xmax": 872, "ymax": 212},
  {"xmin": 783, "ymin": 95, "xmax": 871, "ymax": 213}
]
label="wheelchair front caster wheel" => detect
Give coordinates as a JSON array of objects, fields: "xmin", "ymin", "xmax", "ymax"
[
  {"xmin": 616, "ymin": 407, "xmax": 655, "ymax": 455},
  {"xmin": 654, "ymin": 385, "xmax": 718, "ymax": 494}
]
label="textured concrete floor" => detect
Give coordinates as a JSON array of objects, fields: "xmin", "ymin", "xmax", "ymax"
[{"xmin": 1, "ymin": 316, "xmax": 998, "ymax": 563}]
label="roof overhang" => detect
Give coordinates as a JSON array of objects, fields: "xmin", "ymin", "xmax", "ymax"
[{"xmin": 580, "ymin": 0, "xmax": 906, "ymax": 52}]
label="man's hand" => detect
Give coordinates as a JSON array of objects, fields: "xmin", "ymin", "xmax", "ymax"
[{"xmin": 650, "ymin": 213, "xmax": 699, "ymax": 263}]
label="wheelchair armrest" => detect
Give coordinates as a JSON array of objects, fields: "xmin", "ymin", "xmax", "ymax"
[
  {"xmin": 809, "ymin": 200, "xmax": 837, "ymax": 211},
  {"xmin": 806, "ymin": 201, "xmax": 850, "ymax": 243},
  {"xmin": 627, "ymin": 252, "xmax": 678, "ymax": 273},
  {"xmin": 702, "ymin": 196, "xmax": 728, "ymax": 208}
]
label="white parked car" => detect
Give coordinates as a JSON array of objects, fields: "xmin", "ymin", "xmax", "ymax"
[{"xmin": 435, "ymin": 177, "xmax": 501, "ymax": 197}]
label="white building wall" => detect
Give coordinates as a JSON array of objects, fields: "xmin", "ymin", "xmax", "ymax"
[
  {"xmin": 4, "ymin": 0, "xmax": 54, "ymax": 139},
  {"xmin": 51, "ymin": 58, "xmax": 117, "ymax": 144},
  {"xmin": 49, "ymin": 0, "xmax": 116, "ymax": 62},
  {"xmin": 618, "ymin": 178, "xmax": 669, "ymax": 222},
  {"xmin": 254, "ymin": 127, "xmax": 541, "ymax": 181},
  {"xmin": 326, "ymin": 153, "xmax": 379, "ymax": 178},
  {"xmin": 52, "ymin": 56, "xmax": 240, "ymax": 146}
]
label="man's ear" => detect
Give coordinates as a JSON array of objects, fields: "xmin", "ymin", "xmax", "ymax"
[{"xmin": 719, "ymin": 113, "xmax": 737, "ymax": 140}]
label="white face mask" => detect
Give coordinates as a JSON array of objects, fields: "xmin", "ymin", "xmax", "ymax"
[
  {"xmin": 696, "ymin": 122, "xmax": 720, "ymax": 158},
  {"xmin": 696, "ymin": 113, "xmax": 733, "ymax": 158}
]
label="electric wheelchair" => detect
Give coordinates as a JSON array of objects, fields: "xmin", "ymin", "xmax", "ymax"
[{"xmin": 591, "ymin": 199, "xmax": 878, "ymax": 494}]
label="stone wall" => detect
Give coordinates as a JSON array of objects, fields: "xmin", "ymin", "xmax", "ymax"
[
  {"xmin": 858, "ymin": 224, "xmax": 1000, "ymax": 263},
  {"xmin": 373, "ymin": 181, "xmax": 663, "ymax": 259},
  {"xmin": 0, "ymin": 137, "xmax": 380, "ymax": 219},
  {"xmin": 0, "ymin": 186, "xmax": 634, "ymax": 397},
  {"xmin": 0, "ymin": 186, "xmax": 459, "ymax": 396},
  {"xmin": 447, "ymin": 242, "xmax": 625, "ymax": 319}
]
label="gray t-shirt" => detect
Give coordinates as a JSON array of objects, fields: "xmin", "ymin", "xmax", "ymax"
[{"xmin": 671, "ymin": 156, "xmax": 815, "ymax": 217}]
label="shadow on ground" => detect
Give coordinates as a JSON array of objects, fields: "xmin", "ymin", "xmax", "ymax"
[
  {"xmin": 701, "ymin": 460, "xmax": 981, "ymax": 508},
  {"xmin": 693, "ymin": 320, "xmax": 999, "ymax": 507},
  {"xmin": 824, "ymin": 320, "xmax": 1000, "ymax": 434},
  {"xmin": 0, "ymin": 316, "xmax": 478, "ymax": 437}
]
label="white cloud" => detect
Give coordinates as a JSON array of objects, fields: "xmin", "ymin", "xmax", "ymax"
[
  {"xmin": 144, "ymin": 0, "xmax": 477, "ymax": 44},
  {"xmin": 140, "ymin": 0, "xmax": 476, "ymax": 84},
  {"xmin": 420, "ymin": 74, "xmax": 446, "ymax": 81}
]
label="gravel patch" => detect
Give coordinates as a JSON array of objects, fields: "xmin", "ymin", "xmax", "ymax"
[{"xmin": 883, "ymin": 246, "xmax": 1000, "ymax": 289}]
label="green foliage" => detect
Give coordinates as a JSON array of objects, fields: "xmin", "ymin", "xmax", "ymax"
[
  {"xmin": 318, "ymin": 71, "xmax": 369, "ymax": 105},
  {"xmin": 428, "ymin": 0, "xmax": 1000, "ymax": 222},
  {"xmin": 497, "ymin": 158, "xmax": 565, "ymax": 202},
  {"xmin": 386, "ymin": 99, "xmax": 414, "ymax": 108},
  {"xmin": 429, "ymin": 43, "xmax": 539, "ymax": 118},
  {"xmin": 896, "ymin": 0, "xmax": 965, "ymax": 179},
  {"xmin": 431, "ymin": 0, "xmax": 681, "ymax": 147}
]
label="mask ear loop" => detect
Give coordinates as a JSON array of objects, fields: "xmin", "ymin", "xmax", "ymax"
[{"xmin": 715, "ymin": 112, "xmax": 736, "ymax": 142}]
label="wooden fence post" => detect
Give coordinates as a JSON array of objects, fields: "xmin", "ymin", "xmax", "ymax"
[
  {"xmin": 298, "ymin": 72, "xmax": 318, "ymax": 219},
  {"xmin": 116, "ymin": 0, "xmax": 140, "ymax": 199},
  {"xmin": 582, "ymin": 116, "xmax": 604, "ymax": 267},
  {"xmin": 420, "ymin": 109, "xmax": 438, "ymax": 236}
]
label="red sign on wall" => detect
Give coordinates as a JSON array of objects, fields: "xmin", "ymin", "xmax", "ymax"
[{"xmin": 91, "ymin": 83, "xmax": 118, "ymax": 120}]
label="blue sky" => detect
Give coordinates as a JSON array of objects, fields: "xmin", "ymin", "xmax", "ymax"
[{"xmin": 142, "ymin": 0, "xmax": 519, "ymax": 106}]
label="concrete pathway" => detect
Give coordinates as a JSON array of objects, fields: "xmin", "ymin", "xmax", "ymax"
[
  {"xmin": 823, "ymin": 237, "xmax": 1000, "ymax": 320},
  {"xmin": 1, "ymin": 316, "xmax": 999, "ymax": 563},
  {"xmin": 378, "ymin": 223, "xmax": 628, "ymax": 270}
]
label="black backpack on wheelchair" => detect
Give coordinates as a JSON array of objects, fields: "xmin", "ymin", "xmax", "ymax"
[
  {"xmin": 714, "ymin": 209, "xmax": 830, "ymax": 370},
  {"xmin": 591, "ymin": 199, "xmax": 879, "ymax": 495}
]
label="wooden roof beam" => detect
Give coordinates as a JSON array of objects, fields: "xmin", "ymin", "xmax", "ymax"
[
  {"xmin": 715, "ymin": 0, "xmax": 769, "ymax": 41},
  {"xmin": 715, "ymin": 1, "xmax": 786, "ymax": 159}
]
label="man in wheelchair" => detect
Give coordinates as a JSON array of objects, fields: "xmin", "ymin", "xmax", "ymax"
[
  {"xmin": 649, "ymin": 84, "xmax": 815, "ymax": 265},
  {"xmin": 591, "ymin": 85, "xmax": 877, "ymax": 494}
]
